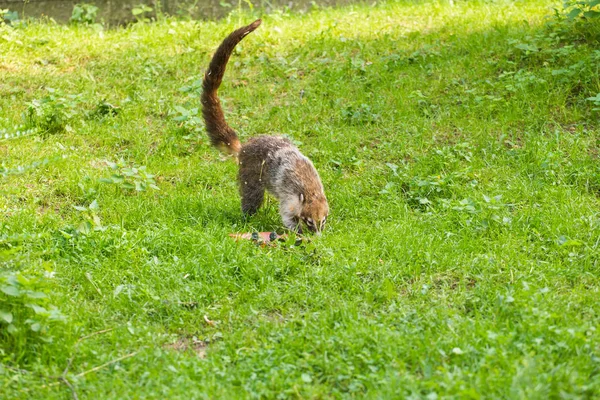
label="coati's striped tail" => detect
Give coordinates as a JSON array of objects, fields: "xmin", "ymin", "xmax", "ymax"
[{"xmin": 201, "ymin": 19, "xmax": 262, "ymax": 156}]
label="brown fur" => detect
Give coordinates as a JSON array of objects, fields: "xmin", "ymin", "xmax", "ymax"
[
  {"xmin": 201, "ymin": 20, "xmax": 329, "ymax": 233},
  {"xmin": 201, "ymin": 20, "xmax": 261, "ymax": 155}
]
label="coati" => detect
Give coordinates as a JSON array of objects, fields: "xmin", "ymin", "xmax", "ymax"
[{"xmin": 201, "ymin": 19, "xmax": 329, "ymax": 234}]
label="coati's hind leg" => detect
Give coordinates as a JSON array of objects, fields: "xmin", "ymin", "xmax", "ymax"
[
  {"xmin": 239, "ymin": 170, "xmax": 265, "ymax": 216},
  {"xmin": 241, "ymin": 183, "xmax": 265, "ymax": 215}
]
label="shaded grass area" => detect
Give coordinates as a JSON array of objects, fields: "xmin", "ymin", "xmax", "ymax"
[{"xmin": 1, "ymin": 0, "xmax": 600, "ymax": 397}]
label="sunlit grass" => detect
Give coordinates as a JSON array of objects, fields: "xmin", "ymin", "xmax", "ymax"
[{"xmin": 1, "ymin": 0, "xmax": 599, "ymax": 398}]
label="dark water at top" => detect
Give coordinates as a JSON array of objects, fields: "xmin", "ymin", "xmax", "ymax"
[{"xmin": 0, "ymin": 0, "xmax": 355, "ymax": 25}]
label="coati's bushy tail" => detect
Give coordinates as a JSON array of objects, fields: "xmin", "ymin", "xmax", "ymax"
[{"xmin": 201, "ymin": 19, "xmax": 262, "ymax": 156}]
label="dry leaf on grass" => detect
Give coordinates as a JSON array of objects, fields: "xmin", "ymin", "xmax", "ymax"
[
  {"xmin": 163, "ymin": 337, "xmax": 207, "ymax": 359},
  {"xmin": 203, "ymin": 315, "xmax": 216, "ymax": 327}
]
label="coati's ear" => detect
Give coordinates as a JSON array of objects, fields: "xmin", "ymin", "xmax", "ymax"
[{"xmin": 299, "ymin": 193, "xmax": 305, "ymax": 203}]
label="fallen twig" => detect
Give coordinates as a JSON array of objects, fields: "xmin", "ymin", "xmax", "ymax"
[
  {"xmin": 63, "ymin": 328, "xmax": 115, "ymax": 376},
  {"xmin": 59, "ymin": 376, "xmax": 79, "ymax": 400},
  {"xmin": 74, "ymin": 351, "xmax": 140, "ymax": 378},
  {"xmin": 18, "ymin": 327, "xmax": 124, "ymax": 400},
  {"xmin": 37, "ymin": 350, "xmax": 141, "ymax": 393}
]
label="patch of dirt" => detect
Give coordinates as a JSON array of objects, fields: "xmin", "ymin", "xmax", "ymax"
[
  {"xmin": 0, "ymin": 63, "xmax": 20, "ymax": 73},
  {"xmin": 588, "ymin": 142, "xmax": 599, "ymax": 160},
  {"xmin": 163, "ymin": 337, "xmax": 207, "ymax": 359},
  {"xmin": 502, "ymin": 135, "xmax": 523, "ymax": 150},
  {"xmin": 431, "ymin": 273, "xmax": 477, "ymax": 291},
  {"xmin": 264, "ymin": 309, "xmax": 285, "ymax": 324},
  {"xmin": 89, "ymin": 159, "xmax": 107, "ymax": 170}
]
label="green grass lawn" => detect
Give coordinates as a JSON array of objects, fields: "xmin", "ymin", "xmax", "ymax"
[{"xmin": 1, "ymin": 0, "xmax": 600, "ymax": 397}]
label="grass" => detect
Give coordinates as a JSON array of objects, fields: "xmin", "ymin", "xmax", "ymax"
[{"xmin": 1, "ymin": 0, "xmax": 600, "ymax": 397}]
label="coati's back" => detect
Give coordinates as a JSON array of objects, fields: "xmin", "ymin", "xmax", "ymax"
[{"xmin": 201, "ymin": 20, "xmax": 329, "ymax": 233}]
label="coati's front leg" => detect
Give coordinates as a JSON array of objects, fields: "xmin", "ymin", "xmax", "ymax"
[
  {"xmin": 280, "ymin": 202, "xmax": 303, "ymax": 233},
  {"xmin": 239, "ymin": 166, "xmax": 265, "ymax": 216}
]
